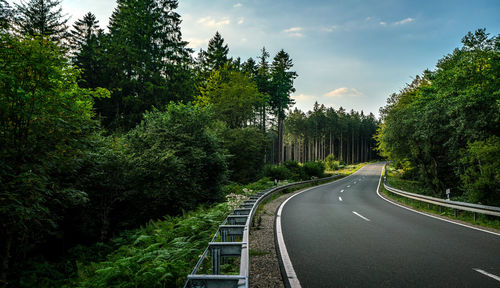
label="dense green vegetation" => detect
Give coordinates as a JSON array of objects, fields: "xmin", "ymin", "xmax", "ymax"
[
  {"xmin": 382, "ymin": 165, "xmax": 500, "ymax": 231},
  {"xmin": 376, "ymin": 29, "xmax": 499, "ymax": 206},
  {"xmin": 0, "ymin": 0, "xmax": 379, "ymax": 287}
]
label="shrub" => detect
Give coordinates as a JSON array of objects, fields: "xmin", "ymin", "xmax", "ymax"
[
  {"xmin": 303, "ymin": 161, "xmax": 325, "ymax": 179},
  {"xmin": 263, "ymin": 164, "xmax": 290, "ymax": 181},
  {"xmin": 284, "ymin": 160, "xmax": 306, "ymax": 181}
]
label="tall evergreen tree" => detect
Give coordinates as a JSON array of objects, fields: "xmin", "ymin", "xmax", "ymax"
[
  {"xmin": 205, "ymin": 31, "xmax": 230, "ymax": 71},
  {"xmin": 103, "ymin": 0, "xmax": 193, "ymax": 129},
  {"xmin": 256, "ymin": 47, "xmax": 271, "ymax": 132},
  {"xmin": 13, "ymin": 0, "xmax": 69, "ymax": 42},
  {"xmin": 70, "ymin": 12, "xmax": 99, "ymax": 52},
  {"xmin": 270, "ymin": 49, "xmax": 297, "ymax": 163},
  {"xmin": 70, "ymin": 12, "xmax": 106, "ymax": 90}
]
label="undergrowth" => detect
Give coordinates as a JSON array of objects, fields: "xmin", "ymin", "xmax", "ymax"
[{"xmin": 382, "ymin": 165, "xmax": 500, "ymax": 231}]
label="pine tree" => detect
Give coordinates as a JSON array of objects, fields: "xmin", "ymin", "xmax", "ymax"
[
  {"xmin": 13, "ymin": 0, "xmax": 69, "ymax": 42},
  {"xmin": 70, "ymin": 12, "xmax": 100, "ymax": 52},
  {"xmin": 270, "ymin": 49, "xmax": 297, "ymax": 163},
  {"xmin": 205, "ymin": 31, "xmax": 230, "ymax": 71},
  {"xmin": 70, "ymin": 12, "xmax": 106, "ymax": 90},
  {"xmin": 256, "ymin": 47, "xmax": 271, "ymax": 132},
  {"xmin": 103, "ymin": 0, "xmax": 193, "ymax": 129}
]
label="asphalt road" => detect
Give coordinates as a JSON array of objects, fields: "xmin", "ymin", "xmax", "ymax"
[{"xmin": 279, "ymin": 163, "xmax": 500, "ymax": 287}]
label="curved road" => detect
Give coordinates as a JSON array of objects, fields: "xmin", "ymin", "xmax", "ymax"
[{"xmin": 278, "ymin": 163, "xmax": 500, "ymax": 287}]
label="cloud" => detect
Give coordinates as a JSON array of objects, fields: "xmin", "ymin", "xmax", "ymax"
[
  {"xmin": 197, "ymin": 16, "xmax": 230, "ymax": 27},
  {"xmin": 238, "ymin": 17, "xmax": 244, "ymax": 25},
  {"xmin": 322, "ymin": 25, "xmax": 339, "ymax": 32},
  {"xmin": 283, "ymin": 27, "xmax": 304, "ymax": 37},
  {"xmin": 394, "ymin": 17, "xmax": 415, "ymax": 25},
  {"xmin": 324, "ymin": 88, "xmax": 363, "ymax": 98},
  {"xmin": 293, "ymin": 93, "xmax": 315, "ymax": 101},
  {"xmin": 233, "ymin": 3, "xmax": 243, "ymax": 8},
  {"xmin": 186, "ymin": 37, "xmax": 209, "ymax": 49},
  {"xmin": 379, "ymin": 21, "xmax": 387, "ymax": 26}
]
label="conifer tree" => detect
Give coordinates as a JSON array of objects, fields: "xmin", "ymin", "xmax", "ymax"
[
  {"xmin": 205, "ymin": 31, "xmax": 230, "ymax": 71},
  {"xmin": 270, "ymin": 49, "xmax": 297, "ymax": 163},
  {"xmin": 103, "ymin": 0, "xmax": 193, "ymax": 129},
  {"xmin": 13, "ymin": 0, "xmax": 69, "ymax": 42}
]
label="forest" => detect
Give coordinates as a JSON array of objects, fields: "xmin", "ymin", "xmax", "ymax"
[
  {"xmin": 0, "ymin": 0, "xmax": 379, "ymax": 286},
  {"xmin": 376, "ymin": 28, "xmax": 499, "ymax": 206}
]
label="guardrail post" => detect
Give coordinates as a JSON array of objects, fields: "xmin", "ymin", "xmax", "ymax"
[
  {"xmin": 474, "ymin": 212, "xmax": 477, "ymax": 222},
  {"xmin": 454, "ymin": 209, "xmax": 458, "ymax": 218},
  {"xmin": 211, "ymin": 247, "xmax": 220, "ymax": 275}
]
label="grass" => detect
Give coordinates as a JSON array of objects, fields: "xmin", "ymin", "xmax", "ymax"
[{"xmin": 382, "ymin": 164, "xmax": 500, "ymax": 231}]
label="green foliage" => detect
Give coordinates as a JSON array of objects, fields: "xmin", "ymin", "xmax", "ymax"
[
  {"xmin": 284, "ymin": 160, "xmax": 305, "ymax": 181},
  {"xmin": 324, "ymin": 154, "xmax": 339, "ymax": 171},
  {"xmin": 0, "ymin": 0, "xmax": 12, "ymax": 32},
  {"xmin": 198, "ymin": 66, "xmax": 267, "ymax": 129},
  {"xmin": 461, "ymin": 136, "xmax": 500, "ymax": 206},
  {"xmin": 263, "ymin": 165, "xmax": 290, "ymax": 181},
  {"xmin": 302, "ymin": 161, "xmax": 326, "ymax": 179},
  {"xmin": 13, "ymin": 0, "xmax": 69, "ymax": 42},
  {"xmin": 377, "ymin": 29, "xmax": 500, "ymax": 203},
  {"xmin": 123, "ymin": 103, "xmax": 228, "ymax": 220},
  {"xmin": 99, "ymin": 0, "xmax": 193, "ymax": 129},
  {"xmin": 0, "ymin": 33, "xmax": 108, "ymax": 284},
  {"xmin": 74, "ymin": 203, "xmax": 229, "ymax": 288},
  {"xmin": 218, "ymin": 126, "xmax": 269, "ymax": 183}
]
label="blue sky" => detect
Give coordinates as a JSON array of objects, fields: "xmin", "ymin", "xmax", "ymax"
[{"xmin": 10, "ymin": 0, "xmax": 500, "ymax": 116}]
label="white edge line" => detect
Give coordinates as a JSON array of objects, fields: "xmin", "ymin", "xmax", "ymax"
[
  {"xmin": 276, "ymin": 165, "xmax": 367, "ymax": 288},
  {"xmin": 339, "ymin": 196, "xmax": 343, "ymax": 202},
  {"xmin": 340, "ymin": 189, "xmax": 344, "ymax": 193},
  {"xmin": 352, "ymin": 211, "xmax": 370, "ymax": 221},
  {"xmin": 474, "ymin": 268, "xmax": 500, "ymax": 282},
  {"xmin": 376, "ymin": 165, "xmax": 500, "ymax": 237}
]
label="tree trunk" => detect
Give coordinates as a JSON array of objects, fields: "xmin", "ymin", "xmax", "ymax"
[
  {"xmin": 278, "ymin": 115, "xmax": 284, "ymax": 164},
  {"xmin": 339, "ymin": 132, "xmax": 343, "ymax": 161}
]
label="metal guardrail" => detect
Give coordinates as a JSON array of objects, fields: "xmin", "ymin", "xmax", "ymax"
[
  {"xmin": 184, "ymin": 174, "xmax": 342, "ymax": 288},
  {"xmin": 382, "ymin": 165, "xmax": 500, "ymax": 219}
]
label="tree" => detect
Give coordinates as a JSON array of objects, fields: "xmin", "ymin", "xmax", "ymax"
[
  {"xmin": 123, "ymin": 103, "xmax": 228, "ymax": 221},
  {"xmin": 219, "ymin": 126, "xmax": 268, "ymax": 183},
  {"xmin": 13, "ymin": 0, "xmax": 69, "ymax": 42},
  {"xmin": 256, "ymin": 47, "xmax": 271, "ymax": 132},
  {"xmin": 0, "ymin": 0, "xmax": 12, "ymax": 32},
  {"xmin": 70, "ymin": 12, "xmax": 108, "ymax": 91},
  {"xmin": 70, "ymin": 12, "xmax": 100, "ymax": 53},
  {"xmin": 0, "ymin": 34, "xmax": 108, "ymax": 284},
  {"xmin": 204, "ymin": 31, "xmax": 230, "ymax": 71},
  {"xmin": 197, "ymin": 66, "xmax": 267, "ymax": 129},
  {"xmin": 102, "ymin": 0, "xmax": 193, "ymax": 129},
  {"xmin": 270, "ymin": 49, "xmax": 297, "ymax": 163},
  {"xmin": 376, "ymin": 29, "xmax": 500, "ymax": 202}
]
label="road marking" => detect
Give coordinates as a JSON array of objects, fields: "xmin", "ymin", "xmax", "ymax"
[
  {"xmin": 275, "ymin": 164, "xmax": 369, "ymax": 288},
  {"xmin": 474, "ymin": 268, "xmax": 500, "ymax": 282},
  {"xmin": 347, "ymin": 185, "xmax": 351, "ymax": 188},
  {"xmin": 340, "ymin": 189, "xmax": 344, "ymax": 193},
  {"xmin": 339, "ymin": 197, "xmax": 343, "ymax": 202},
  {"xmin": 354, "ymin": 182, "xmax": 357, "ymax": 184},
  {"xmin": 375, "ymin": 165, "xmax": 500, "ymax": 237},
  {"xmin": 352, "ymin": 211, "xmax": 370, "ymax": 221}
]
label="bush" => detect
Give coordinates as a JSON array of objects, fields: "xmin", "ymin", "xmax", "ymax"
[
  {"xmin": 284, "ymin": 160, "xmax": 305, "ymax": 181},
  {"xmin": 123, "ymin": 103, "xmax": 228, "ymax": 223},
  {"xmin": 303, "ymin": 161, "xmax": 325, "ymax": 179},
  {"xmin": 263, "ymin": 164, "xmax": 290, "ymax": 181},
  {"xmin": 218, "ymin": 126, "xmax": 268, "ymax": 184}
]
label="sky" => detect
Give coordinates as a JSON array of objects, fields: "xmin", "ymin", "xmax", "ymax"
[{"xmin": 9, "ymin": 0, "xmax": 500, "ymax": 117}]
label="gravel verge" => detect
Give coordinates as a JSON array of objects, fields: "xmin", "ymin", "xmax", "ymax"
[{"xmin": 249, "ymin": 186, "xmax": 314, "ymax": 288}]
